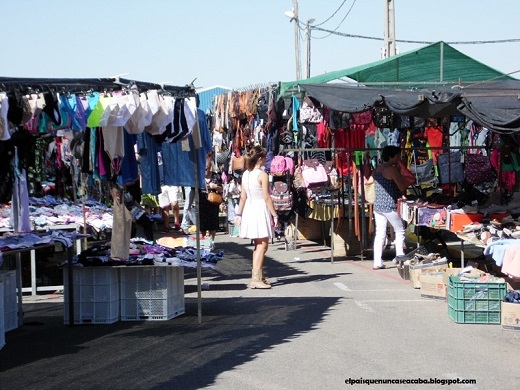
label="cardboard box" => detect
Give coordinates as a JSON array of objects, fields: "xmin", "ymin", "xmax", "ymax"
[
  {"xmin": 297, "ymin": 218, "xmax": 324, "ymax": 241},
  {"xmin": 419, "ymin": 268, "xmax": 488, "ymax": 299},
  {"xmin": 447, "ymin": 212, "xmax": 484, "ymax": 232},
  {"xmin": 501, "ymin": 301, "xmax": 520, "ymax": 331},
  {"xmin": 419, "ymin": 272, "xmax": 446, "ymax": 299},
  {"xmin": 409, "ymin": 259, "xmax": 448, "ymax": 289},
  {"xmin": 442, "ymin": 268, "xmax": 487, "ymax": 286}
]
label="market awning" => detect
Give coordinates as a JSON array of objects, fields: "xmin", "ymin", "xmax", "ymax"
[
  {"xmin": 300, "ymin": 80, "xmax": 520, "ymax": 134},
  {"xmin": 280, "ymin": 41, "xmax": 514, "ymax": 97}
]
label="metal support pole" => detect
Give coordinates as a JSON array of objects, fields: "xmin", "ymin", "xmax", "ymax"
[
  {"xmin": 30, "ymin": 249, "xmax": 36, "ymax": 296},
  {"xmin": 15, "ymin": 253, "xmax": 23, "ymax": 327}
]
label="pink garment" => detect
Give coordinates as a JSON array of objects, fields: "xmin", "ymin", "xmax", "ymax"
[{"xmin": 501, "ymin": 246, "xmax": 520, "ymax": 279}]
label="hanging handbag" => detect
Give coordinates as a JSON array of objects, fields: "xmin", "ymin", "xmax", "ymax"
[
  {"xmin": 301, "ymin": 159, "xmax": 329, "ymax": 188},
  {"xmin": 207, "ymin": 191, "xmax": 223, "ymax": 205},
  {"xmin": 410, "ymin": 158, "xmax": 435, "ymax": 182},
  {"xmin": 373, "ymin": 103, "xmax": 395, "ymax": 128},
  {"xmin": 351, "ymin": 109, "xmax": 373, "ymax": 125},
  {"xmin": 465, "ymin": 153, "xmax": 496, "ymax": 184},
  {"xmin": 437, "ymin": 151, "xmax": 464, "ymax": 184}
]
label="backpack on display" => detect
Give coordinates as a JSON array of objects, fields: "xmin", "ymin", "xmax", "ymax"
[
  {"xmin": 270, "ymin": 155, "xmax": 295, "ymax": 176},
  {"xmin": 271, "ymin": 181, "xmax": 293, "ymax": 211}
]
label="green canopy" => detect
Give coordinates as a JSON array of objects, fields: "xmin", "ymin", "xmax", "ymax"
[{"xmin": 280, "ymin": 41, "xmax": 513, "ymax": 96}]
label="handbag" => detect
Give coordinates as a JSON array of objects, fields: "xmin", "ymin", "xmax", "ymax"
[
  {"xmin": 301, "ymin": 159, "xmax": 329, "ymax": 188},
  {"xmin": 351, "ymin": 109, "xmax": 373, "ymax": 125},
  {"xmin": 437, "ymin": 151, "xmax": 464, "ymax": 184},
  {"xmin": 207, "ymin": 191, "xmax": 223, "ymax": 205},
  {"xmin": 410, "ymin": 158, "xmax": 435, "ymax": 182},
  {"xmin": 465, "ymin": 154, "xmax": 496, "ymax": 184}
]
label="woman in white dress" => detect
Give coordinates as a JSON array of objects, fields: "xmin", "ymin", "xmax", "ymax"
[{"xmin": 234, "ymin": 146, "xmax": 278, "ymax": 289}]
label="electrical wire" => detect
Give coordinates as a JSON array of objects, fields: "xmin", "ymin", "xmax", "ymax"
[
  {"xmin": 313, "ymin": 0, "xmax": 348, "ymax": 27},
  {"xmin": 313, "ymin": 0, "xmax": 358, "ymax": 40},
  {"xmin": 312, "ymin": 26, "xmax": 520, "ymax": 45}
]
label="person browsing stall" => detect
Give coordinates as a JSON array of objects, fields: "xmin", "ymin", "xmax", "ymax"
[
  {"xmin": 372, "ymin": 145, "xmax": 408, "ymax": 270},
  {"xmin": 234, "ymin": 146, "xmax": 278, "ymax": 289}
]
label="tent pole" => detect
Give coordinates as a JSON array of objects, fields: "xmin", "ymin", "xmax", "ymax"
[
  {"xmin": 192, "ymin": 137, "xmax": 202, "ymax": 325},
  {"xmin": 440, "ymin": 41, "xmax": 444, "ymax": 82}
]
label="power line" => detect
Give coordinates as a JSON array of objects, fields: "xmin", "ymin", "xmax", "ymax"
[
  {"xmin": 313, "ymin": 0, "xmax": 348, "ymax": 27},
  {"xmin": 312, "ymin": 26, "xmax": 520, "ymax": 45},
  {"xmin": 313, "ymin": 0, "xmax": 358, "ymax": 40}
]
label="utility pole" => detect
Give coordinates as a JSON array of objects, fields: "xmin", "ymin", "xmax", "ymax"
[
  {"xmin": 383, "ymin": 0, "xmax": 396, "ymax": 58},
  {"xmin": 293, "ymin": 0, "xmax": 301, "ymax": 80},
  {"xmin": 305, "ymin": 19, "xmax": 315, "ymax": 79}
]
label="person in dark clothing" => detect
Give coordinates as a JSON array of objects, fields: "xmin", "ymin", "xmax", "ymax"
[{"xmin": 123, "ymin": 182, "xmax": 155, "ymax": 242}]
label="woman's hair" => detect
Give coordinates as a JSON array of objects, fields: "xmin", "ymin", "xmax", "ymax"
[
  {"xmin": 246, "ymin": 145, "xmax": 267, "ymax": 171},
  {"xmin": 381, "ymin": 145, "xmax": 401, "ymax": 162}
]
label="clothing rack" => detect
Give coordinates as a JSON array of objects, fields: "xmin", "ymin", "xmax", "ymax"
[
  {"xmin": 0, "ymin": 76, "xmax": 196, "ymax": 96},
  {"xmin": 284, "ymin": 140, "xmax": 493, "ymax": 264}
]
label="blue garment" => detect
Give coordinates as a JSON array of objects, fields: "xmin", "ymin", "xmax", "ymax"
[
  {"xmin": 118, "ymin": 130, "xmax": 139, "ymax": 185},
  {"xmin": 162, "ymin": 108, "xmax": 212, "ymax": 188},
  {"xmin": 483, "ymin": 239, "xmax": 520, "ymax": 267},
  {"xmin": 292, "ymin": 96, "xmax": 301, "ymax": 132},
  {"xmin": 374, "ymin": 171, "xmax": 400, "ymax": 213},
  {"xmin": 137, "ymin": 131, "xmax": 161, "ymax": 195}
]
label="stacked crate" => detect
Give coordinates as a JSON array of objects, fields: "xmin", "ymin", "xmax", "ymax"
[
  {"xmin": 63, "ymin": 267, "xmax": 119, "ymax": 324},
  {"xmin": 120, "ymin": 266, "xmax": 185, "ymax": 321}
]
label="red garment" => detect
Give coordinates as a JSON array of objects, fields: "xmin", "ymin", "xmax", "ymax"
[
  {"xmin": 334, "ymin": 126, "xmax": 366, "ymax": 175},
  {"xmin": 316, "ymin": 121, "xmax": 330, "ymax": 147},
  {"xmin": 424, "ymin": 126, "xmax": 443, "ymax": 163}
]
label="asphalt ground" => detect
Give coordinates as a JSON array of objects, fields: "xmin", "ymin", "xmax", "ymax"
[{"xmin": 0, "ymin": 231, "xmax": 519, "ymax": 390}]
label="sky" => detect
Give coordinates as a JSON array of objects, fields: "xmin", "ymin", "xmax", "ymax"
[{"xmin": 2, "ymin": 0, "xmax": 520, "ymax": 90}]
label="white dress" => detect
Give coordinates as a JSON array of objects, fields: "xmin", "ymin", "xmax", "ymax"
[{"xmin": 239, "ymin": 169, "xmax": 274, "ymax": 239}]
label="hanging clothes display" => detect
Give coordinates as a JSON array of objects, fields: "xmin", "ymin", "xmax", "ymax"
[{"xmin": 162, "ymin": 108, "xmax": 212, "ymax": 188}]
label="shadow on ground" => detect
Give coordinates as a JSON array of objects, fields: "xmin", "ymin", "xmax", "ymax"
[{"xmin": 0, "ymin": 296, "xmax": 342, "ymax": 390}]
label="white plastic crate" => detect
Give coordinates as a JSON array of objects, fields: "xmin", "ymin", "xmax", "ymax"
[
  {"xmin": 63, "ymin": 267, "xmax": 119, "ymax": 324},
  {"xmin": 120, "ymin": 266, "xmax": 185, "ymax": 321},
  {"xmin": 0, "ymin": 280, "xmax": 5, "ymax": 351},
  {"xmin": 0, "ymin": 271, "xmax": 17, "ymax": 332}
]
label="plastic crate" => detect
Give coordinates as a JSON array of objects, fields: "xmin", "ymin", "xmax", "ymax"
[
  {"xmin": 0, "ymin": 271, "xmax": 17, "ymax": 332},
  {"xmin": 0, "ymin": 280, "xmax": 5, "ymax": 351},
  {"xmin": 63, "ymin": 267, "xmax": 119, "ymax": 324},
  {"xmin": 447, "ymin": 276, "xmax": 507, "ymax": 324},
  {"xmin": 120, "ymin": 266, "xmax": 185, "ymax": 321}
]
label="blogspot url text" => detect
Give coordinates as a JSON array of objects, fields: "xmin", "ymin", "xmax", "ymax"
[{"xmin": 345, "ymin": 377, "xmax": 476, "ymax": 386}]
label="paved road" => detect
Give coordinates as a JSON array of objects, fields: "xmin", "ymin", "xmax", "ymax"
[{"xmin": 0, "ymin": 232, "xmax": 519, "ymax": 389}]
